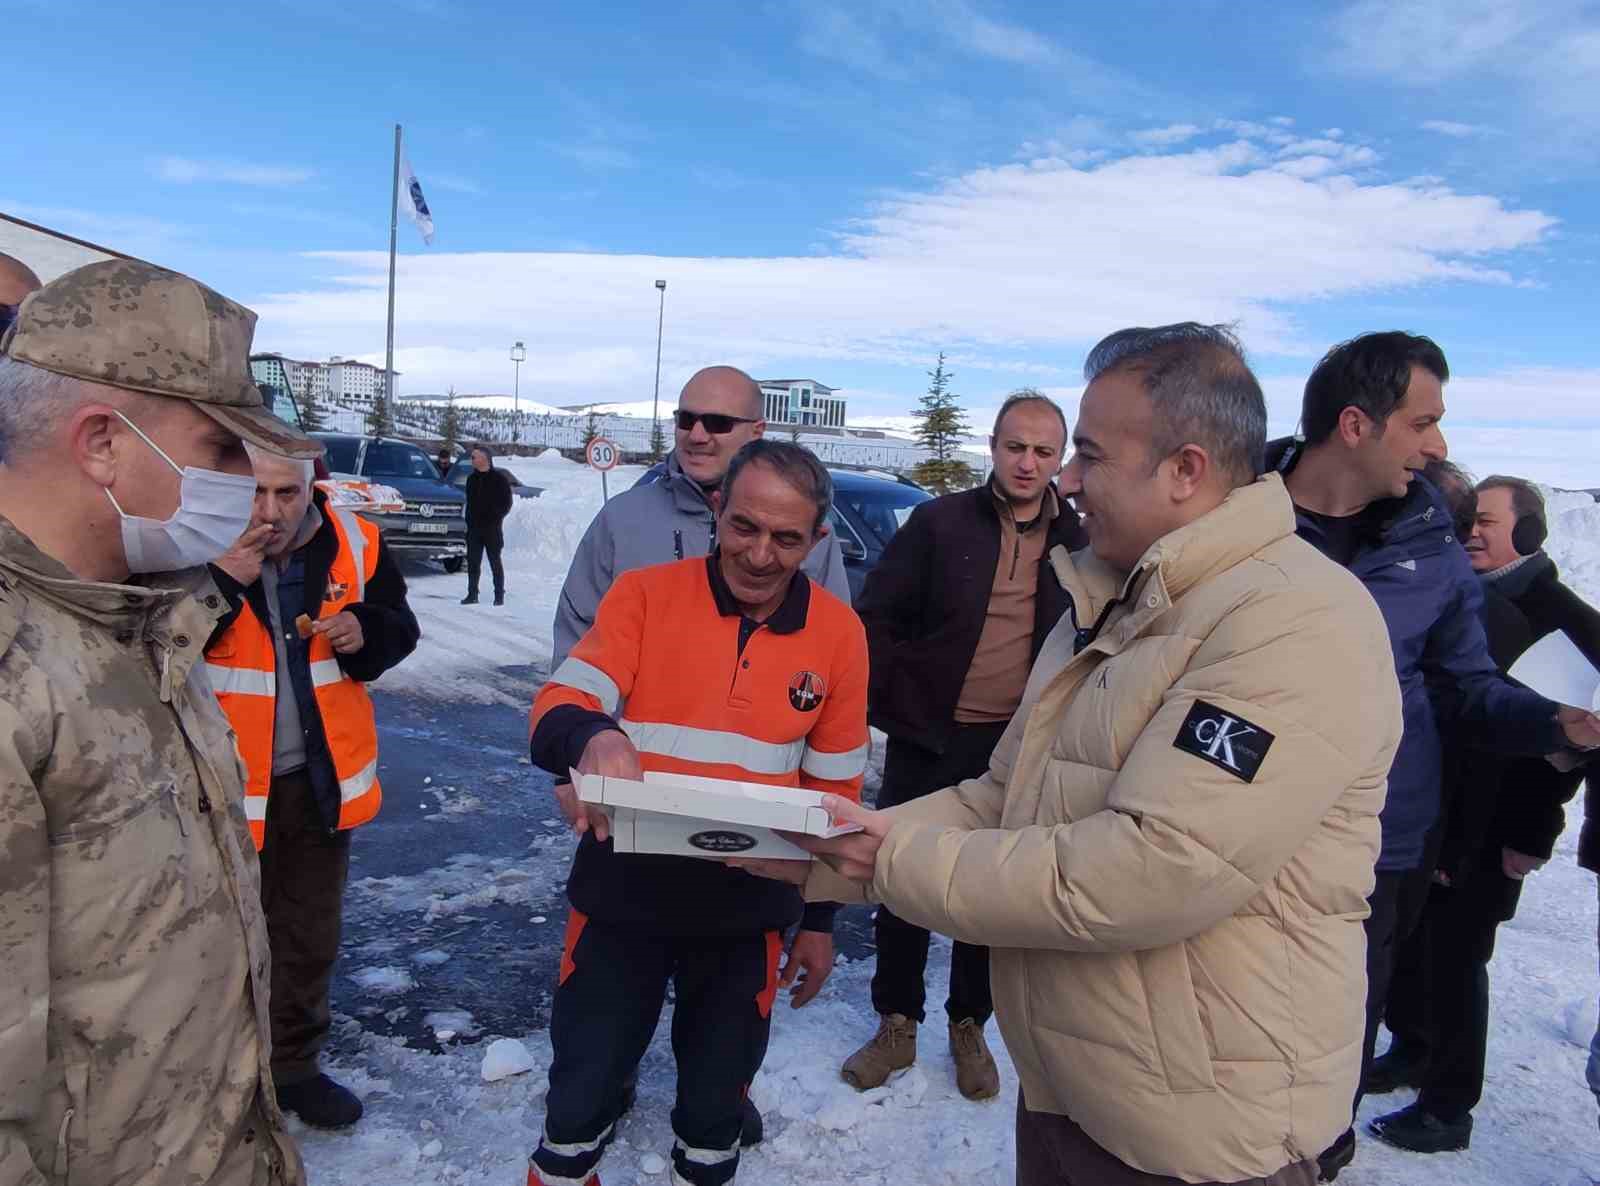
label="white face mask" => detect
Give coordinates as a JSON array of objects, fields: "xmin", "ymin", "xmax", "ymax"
[{"xmin": 104, "ymin": 412, "xmax": 257, "ymax": 573}]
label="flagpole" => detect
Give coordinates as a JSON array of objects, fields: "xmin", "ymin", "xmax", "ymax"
[{"xmin": 384, "ymin": 123, "xmax": 401, "ymax": 413}]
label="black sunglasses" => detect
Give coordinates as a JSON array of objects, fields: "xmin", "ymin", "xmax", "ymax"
[{"xmin": 675, "ymin": 409, "xmax": 758, "ymax": 435}]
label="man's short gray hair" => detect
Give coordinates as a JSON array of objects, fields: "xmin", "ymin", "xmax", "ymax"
[
  {"xmin": 720, "ymin": 439, "xmax": 833, "ymax": 533},
  {"xmin": 0, "ymin": 356, "xmax": 90, "ymax": 462},
  {"xmin": 246, "ymin": 441, "xmax": 316, "ymax": 485},
  {"xmin": 1083, "ymin": 322, "xmax": 1267, "ymax": 486}
]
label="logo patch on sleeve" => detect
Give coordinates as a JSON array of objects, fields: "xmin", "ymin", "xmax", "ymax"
[{"xmin": 1174, "ymin": 700, "xmax": 1274, "ymax": 783}]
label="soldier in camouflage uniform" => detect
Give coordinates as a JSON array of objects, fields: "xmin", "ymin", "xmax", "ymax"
[{"xmin": 0, "ymin": 260, "xmax": 321, "ymax": 1186}]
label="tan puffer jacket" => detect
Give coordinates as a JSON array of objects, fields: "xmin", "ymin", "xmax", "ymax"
[
  {"xmin": 0, "ymin": 518, "xmax": 302, "ymax": 1186},
  {"xmin": 809, "ymin": 476, "xmax": 1402, "ymax": 1182}
]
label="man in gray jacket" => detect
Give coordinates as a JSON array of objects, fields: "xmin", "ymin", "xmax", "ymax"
[{"xmin": 552, "ymin": 365, "xmax": 850, "ymax": 668}]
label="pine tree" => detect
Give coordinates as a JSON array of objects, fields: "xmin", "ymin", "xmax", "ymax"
[
  {"xmin": 581, "ymin": 409, "xmax": 601, "ymax": 449},
  {"xmin": 439, "ymin": 387, "xmax": 463, "ymax": 453},
  {"xmin": 910, "ymin": 352, "xmax": 977, "ymax": 494},
  {"xmin": 365, "ymin": 391, "xmax": 394, "ymax": 437},
  {"xmin": 650, "ymin": 417, "xmax": 667, "ymax": 461}
]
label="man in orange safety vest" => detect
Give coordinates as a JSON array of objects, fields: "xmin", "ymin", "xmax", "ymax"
[{"xmin": 207, "ymin": 445, "xmax": 420, "ymax": 1129}]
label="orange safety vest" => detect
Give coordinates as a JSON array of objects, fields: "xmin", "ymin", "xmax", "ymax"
[{"xmin": 207, "ymin": 508, "xmax": 384, "ymax": 849}]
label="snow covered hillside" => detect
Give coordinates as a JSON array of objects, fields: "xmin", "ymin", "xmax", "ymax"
[{"xmin": 325, "ymin": 464, "xmax": 1600, "ymax": 1186}]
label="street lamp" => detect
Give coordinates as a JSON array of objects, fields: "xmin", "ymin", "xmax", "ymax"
[
  {"xmin": 510, "ymin": 340, "xmax": 526, "ymax": 444},
  {"xmin": 650, "ymin": 279, "xmax": 667, "ymax": 459}
]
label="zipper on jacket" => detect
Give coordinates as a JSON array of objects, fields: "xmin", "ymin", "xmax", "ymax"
[
  {"xmin": 53, "ymin": 1108, "xmax": 73, "ymax": 1180},
  {"xmin": 198, "ymin": 788, "xmax": 212, "ymax": 814},
  {"xmin": 169, "ymin": 785, "xmax": 189, "ymax": 837},
  {"xmin": 673, "ymin": 529, "xmax": 684, "ymax": 560}
]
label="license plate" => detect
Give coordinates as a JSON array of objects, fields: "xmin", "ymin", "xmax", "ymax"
[{"xmin": 408, "ymin": 522, "xmax": 449, "ymax": 534}]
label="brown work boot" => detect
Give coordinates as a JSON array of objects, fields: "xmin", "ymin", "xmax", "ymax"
[
  {"xmin": 948, "ymin": 1019, "xmax": 1001, "ymax": 1101},
  {"xmin": 841, "ymin": 1013, "xmax": 918, "ymax": 1090}
]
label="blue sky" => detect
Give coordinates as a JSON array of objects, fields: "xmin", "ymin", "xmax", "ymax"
[{"xmin": 5, "ymin": 0, "xmax": 1599, "ymax": 478}]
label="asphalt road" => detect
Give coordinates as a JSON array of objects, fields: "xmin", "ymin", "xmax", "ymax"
[{"xmin": 326, "ymin": 682, "xmax": 877, "ymax": 1057}]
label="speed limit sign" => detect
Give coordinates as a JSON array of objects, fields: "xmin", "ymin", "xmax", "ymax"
[{"xmin": 585, "ymin": 437, "xmax": 619, "ymax": 470}]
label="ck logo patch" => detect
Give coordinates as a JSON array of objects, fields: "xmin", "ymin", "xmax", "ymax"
[
  {"xmin": 1174, "ymin": 700, "xmax": 1274, "ymax": 783},
  {"xmin": 788, "ymin": 670, "xmax": 826, "ymax": 713}
]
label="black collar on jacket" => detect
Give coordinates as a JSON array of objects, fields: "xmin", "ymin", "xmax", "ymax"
[
  {"xmin": 1266, "ymin": 434, "xmax": 1451, "ymax": 554},
  {"xmin": 705, "ymin": 551, "xmax": 810, "ymax": 634}
]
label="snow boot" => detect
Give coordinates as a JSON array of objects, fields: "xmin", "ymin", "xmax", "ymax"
[
  {"xmin": 1315, "ymin": 1128, "xmax": 1355, "ymax": 1182},
  {"xmin": 1369, "ymin": 1103, "xmax": 1471, "ymax": 1153},
  {"xmin": 841, "ymin": 1013, "xmax": 917, "ymax": 1090},
  {"xmin": 948, "ymin": 1019, "xmax": 1001, "ymax": 1101},
  {"xmin": 525, "ymin": 1168, "xmax": 599, "ymax": 1186},
  {"xmin": 460, "ymin": 594, "xmax": 479, "ymax": 605},
  {"xmin": 494, "ymin": 593, "xmax": 505, "ymax": 606},
  {"xmin": 275, "ymin": 1072, "xmax": 363, "ymax": 1129},
  {"xmin": 1363, "ymin": 1046, "xmax": 1427, "ymax": 1095}
]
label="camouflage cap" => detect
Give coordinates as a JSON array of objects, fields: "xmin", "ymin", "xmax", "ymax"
[{"xmin": 0, "ymin": 259, "xmax": 322, "ymax": 460}]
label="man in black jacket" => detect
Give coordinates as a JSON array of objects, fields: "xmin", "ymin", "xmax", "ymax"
[
  {"xmin": 209, "ymin": 446, "xmax": 420, "ymax": 1127},
  {"xmin": 463, "ymin": 443, "xmax": 514, "ymax": 605},
  {"xmin": 839, "ymin": 390, "xmax": 1086, "ymax": 1102},
  {"xmin": 1370, "ymin": 474, "xmax": 1600, "ymax": 1154}
]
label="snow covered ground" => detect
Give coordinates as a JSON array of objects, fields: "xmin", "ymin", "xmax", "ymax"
[{"xmin": 328, "ymin": 458, "xmax": 1600, "ymax": 1186}]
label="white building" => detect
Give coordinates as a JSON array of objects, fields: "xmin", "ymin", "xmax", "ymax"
[
  {"xmin": 758, "ymin": 379, "xmax": 847, "ymax": 429},
  {"xmin": 249, "ymin": 354, "xmax": 399, "ymax": 407}
]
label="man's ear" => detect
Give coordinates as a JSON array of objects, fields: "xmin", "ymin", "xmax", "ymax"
[
  {"xmin": 815, "ymin": 519, "xmax": 831, "ymax": 541},
  {"xmin": 750, "ymin": 420, "xmax": 766, "ymax": 441},
  {"xmin": 709, "ymin": 488, "xmax": 724, "ymax": 515},
  {"xmin": 1169, "ymin": 443, "xmax": 1211, "ymax": 502},
  {"xmin": 71, "ymin": 405, "xmax": 123, "ymax": 489},
  {"xmin": 1337, "ymin": 406, "xmax": 1371, "ymax": 448}
]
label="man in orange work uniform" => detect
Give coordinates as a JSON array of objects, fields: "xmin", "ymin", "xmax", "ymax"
[{"xmin": 524, "ymin": 440, "xmax": 870, "ymax": 1186}]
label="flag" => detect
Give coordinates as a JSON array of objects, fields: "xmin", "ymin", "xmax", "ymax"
[{"xmin": 399, "ymin": 149, "xmax": 434, "ymax": 245}]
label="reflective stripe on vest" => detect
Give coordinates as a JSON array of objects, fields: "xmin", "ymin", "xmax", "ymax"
[
  {"xmin": 800, "ymin": 740, "xmax": 871, "ymax": 782},
  {"xmin": 618, "ymin": 719, "xmax": 805, "ymax": 777},
  {"xmin": 206, "ymin": 506, "xmax": 384, "ymax": 849},
  {"xmin": 550, "ymin": 657, "xmax": 622, "ymax": 715}
]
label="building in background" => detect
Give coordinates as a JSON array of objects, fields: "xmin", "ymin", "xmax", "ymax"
[
  {"xmin": 759, "ymin": 379, "xmax": 847, "ymax": 429},
  {"xmin": 249, "ymin": 353, "xmax": 399, "ymax": 407}
]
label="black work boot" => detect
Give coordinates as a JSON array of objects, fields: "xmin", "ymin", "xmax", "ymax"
[
  {"xmin": 460, "ymin": 593, "xmax": 478, "ymax": 605},
  {"xmin": 1369, "ymin": 1103, "xmax": 1472, "ymax": 1153},
  {"xmin": 1364, "ymin": 1045, "xmax": 1428, "ymax": 1095},
  {"xmin": 493, "ymin": 592, "xmax": 505, "ymax": 606},
  {"xmin": 276, "ymin": 1073, "xmax": 364, "ymax": 1129},
  {"xmin": 1316, "ymin": 1128, "xmax": 1355, "ymax": 1181}
]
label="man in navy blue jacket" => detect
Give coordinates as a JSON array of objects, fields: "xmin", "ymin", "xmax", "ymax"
[{"xmin": 1267, "ymin": 331, "xmax": 1600, "ymax": 1181}]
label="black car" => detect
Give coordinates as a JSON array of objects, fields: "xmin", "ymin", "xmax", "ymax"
[
  {"xmin": 826, "ymin": 470, "xmax": 932, "ymax": 601},
  {"xmin": 312, "ymin": 433, "xmax": 470, "ymax": 572},
  {"xmin": 443, "ymin": 459, "xmax": 542, "ymax": 500}
]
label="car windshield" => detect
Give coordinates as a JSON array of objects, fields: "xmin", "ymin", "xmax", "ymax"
[
  {"xmin": 319, "ymin": 438, "xmax": 359, "ymax": 475},
  {"xmin": 839, "ymin": 485, "xmax": 929, "ymax": 545},
  {"xmin": 365, "ymin": 441, "xmax": 441, "ymax": 479},
  {"xmin": 445, "ymin": 461, "xmax": 472, "ymax": 486}
]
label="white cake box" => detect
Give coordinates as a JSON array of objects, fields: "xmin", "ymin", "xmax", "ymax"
[{"xmin": 572, "ymin": 769, "xmax": 858, "ymax": 860}]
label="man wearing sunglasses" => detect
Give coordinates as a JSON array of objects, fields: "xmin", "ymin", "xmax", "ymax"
[
  {"xmin": 0, "ymin": 252, "xmax": 42, "ymax": 349},
  {"xmin": 553, "ymin": 365, "xmax": 850, "ymax": 672}
]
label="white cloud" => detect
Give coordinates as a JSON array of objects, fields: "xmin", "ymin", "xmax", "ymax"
[
  {"xmin": 1329, "ymin": 0, "xmax": 1599, "ymax": 150},
  {"xmin": 547, "ymin": 142, "xmax": 638, "ymax": 171},
  {"xmin": 155, "ymin": 157, "xmax": 314, "ymax": 186},
  {"xmin": 1132, "ymin": 123, "xmax": 1203, "ymax": 147},
  {"xmin": 1420, "ymin": 119, "xmax": 1497, "ymax": 138},
  {"xmin": 246, "ymin": 136, "xmax": 1555, "ymax": 408}
]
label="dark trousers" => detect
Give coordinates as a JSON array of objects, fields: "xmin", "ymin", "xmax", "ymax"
[
  {"xmin": 1016, "ymin": 1094, "xmax": 1317, "ymax": 1186},
  {"xmin": 258, "ymin": 768, "xmax": 352, "ymax": 1085},
  {"xmin": 871, "ymin": 725, "xmax": 1005, "ymax": 1026},
  {"xmin": 466, "ymin": 525, "xmax": 505, "ymax": 598},
  {"xmin": 1351, "ymin": 866, "xmax": 1433, "ymax": 1120},
  {"xmin": 533, "ymin": 913, "xmax": 781, "ymax": 1186},
  {"xmin": 1383, "ymin": 875, "xmax": 1517, "ymax": 1120}
]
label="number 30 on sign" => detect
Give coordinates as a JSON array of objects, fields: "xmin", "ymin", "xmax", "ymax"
[{"xmin": 585, "ymin": 438, "xmax": 619, "ymax": 470}]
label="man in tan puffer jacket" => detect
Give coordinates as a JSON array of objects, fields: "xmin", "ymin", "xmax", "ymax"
[{"xmin": 740, "ymin": 323, "xmax": 1403, "ymax": 1185}]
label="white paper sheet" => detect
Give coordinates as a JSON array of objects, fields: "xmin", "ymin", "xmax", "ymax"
[{"xmin": 1509, "ymin": 630, "xmax": 1600, "ymax": 711}]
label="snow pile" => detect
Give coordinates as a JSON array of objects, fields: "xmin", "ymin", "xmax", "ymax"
[
  {"xmin": 480, "ymin": 1038, "xmax": 536, "ymax": 1082},
  {"xmin": 1545, "ymin": 487, "xmax": 1600, "ymax": 605}
]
